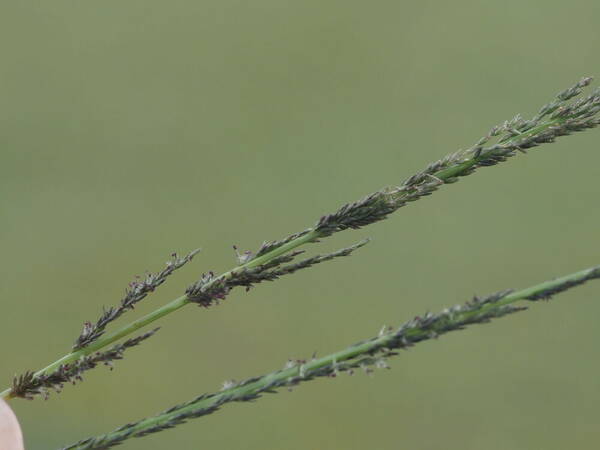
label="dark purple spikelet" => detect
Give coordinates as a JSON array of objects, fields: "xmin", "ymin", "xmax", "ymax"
[
  {"xmin": 254, "ymin": 229, "xmax": 313, "ymax": 258},
  {"xmin": 185, "ymin": 271, "xmax": 231, "ymax": 307},
  {"xmin": 315, "ymin": 192, "xmax": 397, "ymax": 237}
]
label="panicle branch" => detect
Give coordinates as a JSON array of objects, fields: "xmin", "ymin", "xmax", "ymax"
[
  {"xmin": 73, "ymin": 249, "xmax": 200, "ymax": 350},
  {"xmin": 12, "ymin": 329, "xmax": 159, "ymax": 400},
  {"xmin": 185, "ymin": 239, "xmax": 369, "ymax": 306}
]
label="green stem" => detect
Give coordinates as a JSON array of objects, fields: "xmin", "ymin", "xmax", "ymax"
[{"xmin": 62, "ymin": 265, "xmax": 600, "ymax": 449}]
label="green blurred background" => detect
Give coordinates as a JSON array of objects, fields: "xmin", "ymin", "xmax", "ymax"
[{"xmin": 1, "ymin": 1, "xmax": 599, "ymax": 449}]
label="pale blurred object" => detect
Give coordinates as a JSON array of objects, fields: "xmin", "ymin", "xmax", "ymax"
[{"xmin": 0, "ymin": 400, "xmax": 24, "ymax": 450}]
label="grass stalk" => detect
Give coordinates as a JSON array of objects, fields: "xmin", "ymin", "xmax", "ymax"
[{"xmin": 61, "ymin": 265, "xmax": 600, "ymax": 449}]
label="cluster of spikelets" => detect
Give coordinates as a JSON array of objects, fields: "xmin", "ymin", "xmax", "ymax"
[{"xmin": 3, "ymin": 78, "xmax": 600, "ymax": 449}]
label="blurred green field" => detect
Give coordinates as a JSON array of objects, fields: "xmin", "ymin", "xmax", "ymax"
[{"xmin": 1, "ymin": 1, "xmax": 599, "ymax": 449}]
